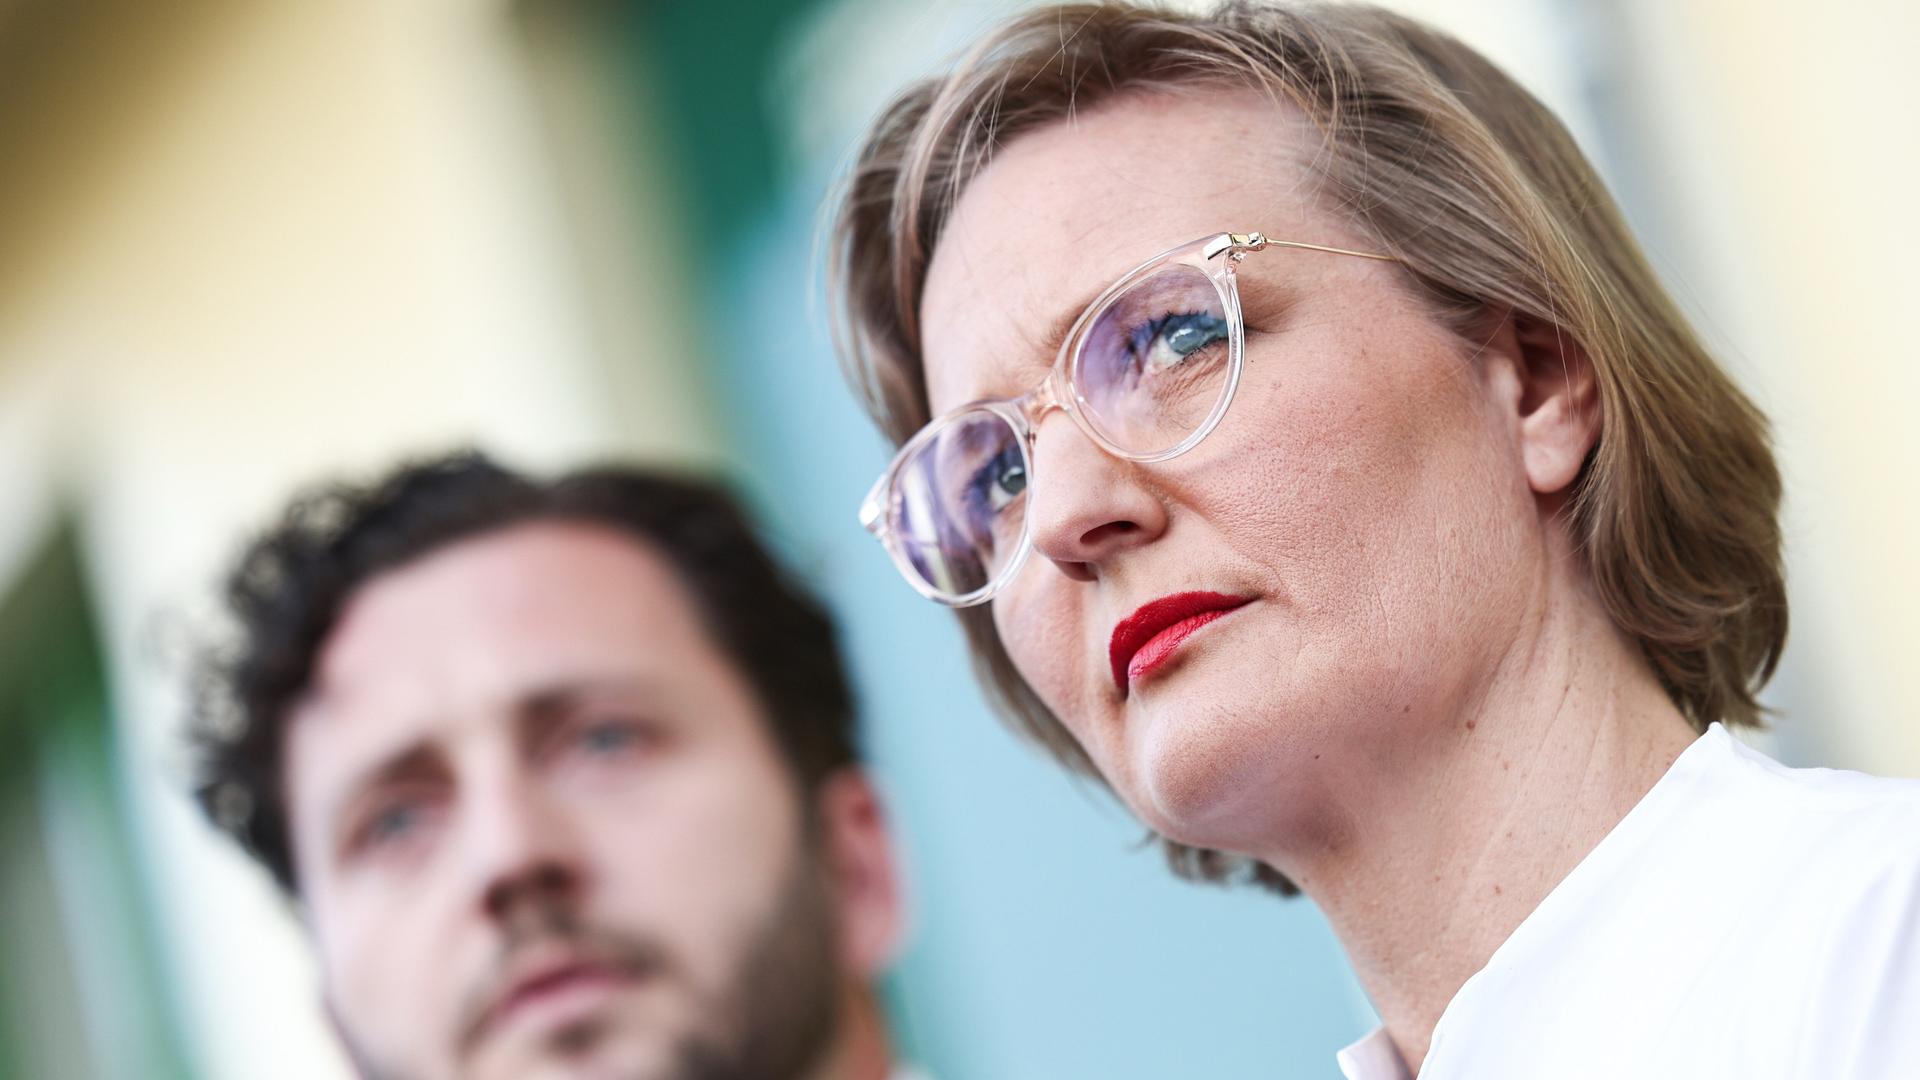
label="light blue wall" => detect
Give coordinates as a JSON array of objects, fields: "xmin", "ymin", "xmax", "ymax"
[{"xmin": 701, "ymin": 180, "xmax": 1373, "ymax": 1078}]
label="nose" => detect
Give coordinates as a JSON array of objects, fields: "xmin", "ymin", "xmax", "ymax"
[
  {"xmin": 1024, "ymin": 410, "xmax": 1168, "ymax": 581},
  {"xmin": 463, "ymin": 769, "xmax": 587, "ymax": 928}
]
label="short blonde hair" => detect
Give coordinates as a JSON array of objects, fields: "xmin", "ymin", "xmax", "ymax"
[{"xmin": 829, "ymin": 1, "xmax": 1785, "ymax": 894}]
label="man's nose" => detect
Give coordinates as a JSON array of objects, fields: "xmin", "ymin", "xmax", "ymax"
[{"xmin": 462, "ymin": 771, "xmax": 586, "ymax": 927}]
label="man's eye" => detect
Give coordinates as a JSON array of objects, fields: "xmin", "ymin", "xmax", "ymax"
[
  {"xmin": 369, "ymin": 804, "xmax": 418, "ymax": 841},
  {"xmin": 574, "ymin": 719, "xmax": 648, "ymax": 756},
  {"xmin": 354, "ymin": 798, "xmax": 432, "ymax": 854}
]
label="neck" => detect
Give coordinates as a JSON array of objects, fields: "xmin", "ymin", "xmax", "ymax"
[
  {"xmin": 806, "ymin": 983, "xmax": 896, "ymax": 1080},
  {"xmin": 1283, "ymin": 570, "xmax": 1698, "ymax": 1074}
]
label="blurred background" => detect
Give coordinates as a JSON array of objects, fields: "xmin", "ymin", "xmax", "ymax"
[{"xmin": 0, "ymin": 0, "xmax": 1914, "ymax": 1076}]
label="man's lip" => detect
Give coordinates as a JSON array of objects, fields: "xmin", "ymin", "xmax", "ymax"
[
  {"xmin": 473, "ymin": 954, "xmax": 643, "ymax": 1047},
  {"xmin": 1109, "ymin": 591, "xmax": 1253, "ymax": 694}
]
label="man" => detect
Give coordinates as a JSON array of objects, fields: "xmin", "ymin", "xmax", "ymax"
[{"xmin": 190, "ymin": 451, "xmax": 915, "ymax": 1080}]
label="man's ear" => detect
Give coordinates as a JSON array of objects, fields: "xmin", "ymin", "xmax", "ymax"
[
  {"xmin": 1508, "ymin": 312, "xmax": 1601, "ymax": 496},
  {"xmin": 814, "ymin": 769, "xmax": 905, "ymax": 980}
]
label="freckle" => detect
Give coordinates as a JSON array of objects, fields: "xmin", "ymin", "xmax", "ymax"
[
  {"xmin": 1493, "ymin": 884, "xmax": 1503, "ymax": 896},
  {"xmin": 1313, "ymin": 753, "xmax": 1321, "ymax": 760},
  {"xmin": 1401, "ymin": 704, "xmax": 1411, "ymax": 714}
]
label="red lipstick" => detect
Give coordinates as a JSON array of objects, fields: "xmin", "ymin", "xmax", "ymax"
[{"xmin": 1109, "ymin": 591, "xmax": 1252, "ymax": 694}]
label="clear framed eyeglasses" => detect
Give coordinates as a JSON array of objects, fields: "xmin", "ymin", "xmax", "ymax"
[{"xmin": 859, "ymin": 231, "xmax": 1396, "ymax": 607}]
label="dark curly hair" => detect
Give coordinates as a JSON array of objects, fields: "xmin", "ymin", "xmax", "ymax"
[{"xmin": 189, "ymin": 450, "xmax": 859, "ymax": 896}]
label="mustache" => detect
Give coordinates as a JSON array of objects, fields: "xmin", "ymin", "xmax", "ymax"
[{"xmin": 452, "ymin": 903, "xmax": 673, "ymax": 1061}]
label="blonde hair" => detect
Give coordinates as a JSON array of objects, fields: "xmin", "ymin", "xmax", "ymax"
[{"xmin": 829, "ymin": 1, "xmax": 1785, "ymax": 894}]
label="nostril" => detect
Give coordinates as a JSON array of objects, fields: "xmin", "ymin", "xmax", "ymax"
[
  {"xmin": 1080, "ymin": 520, "xmax": 1139, "ymax": 549},
  {"xmin": 528, "ymin": 862, "xmax": 574, "ymax": 895},
  {"xmin": 483, "ymin": 860, "xmax": 579, "ymax": 921},
  {"xmin": 1054, "ymin": 560, "xmax": 1098, "ymax": 583}
]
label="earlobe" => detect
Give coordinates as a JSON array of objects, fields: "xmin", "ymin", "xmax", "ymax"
[
  {"xmin": 817, "ymin": 770, "xmax": 906, "ymax": 979},
  {"xmin": 1510, "ymin": 313, "xmax": 1601, "ymax": 495}
]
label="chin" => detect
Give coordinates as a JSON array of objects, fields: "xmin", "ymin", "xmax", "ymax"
[
  {"xmin": 1123, "ymin": 669, "xmax": 1347, "ymax": 856},
  {"xmin": 475, "ymin": 1018, "xmax": 676, "ymax": 1080},
  {"xmin": 1126, "ymin": 696, "xmax": 1276, "ymax": 848}
]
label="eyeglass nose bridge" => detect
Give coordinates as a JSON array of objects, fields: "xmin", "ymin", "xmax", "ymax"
[{"xmin": 1013, "ymin": 369, "xmax": 1076, "ymax": 442}]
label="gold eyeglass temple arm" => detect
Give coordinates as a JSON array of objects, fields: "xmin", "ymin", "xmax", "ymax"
[{"xmin": 1225, "ymin": 232, "xmax": 1399, "ymax": 262}]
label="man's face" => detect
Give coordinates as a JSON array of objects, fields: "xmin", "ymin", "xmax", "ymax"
[{"xmin": 284, "ymin": 522, "xmax": 842, "ymax": 1080}]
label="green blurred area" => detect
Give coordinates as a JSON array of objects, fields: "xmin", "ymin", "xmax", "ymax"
[
  {"xmin": 0, "ymin": 527, "xmax": 191, "ymax": 1080},
  {"xmin": 620, "ymin": 0, "xmax": 825, "ymax": 237}
]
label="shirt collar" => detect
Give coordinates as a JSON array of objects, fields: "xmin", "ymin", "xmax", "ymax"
[
  {"xmin": 1332, "ymin": 726, "xmax": 1737, "ymax": 1080},
  {"xmin": 1336, "ymin": 1026, "xmax": 1411, "ymax": 1080}
]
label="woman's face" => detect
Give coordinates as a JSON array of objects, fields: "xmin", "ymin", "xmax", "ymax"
[{"xmin": 918, "ymin": 90, "xmax": 1548, "ymax": 859}]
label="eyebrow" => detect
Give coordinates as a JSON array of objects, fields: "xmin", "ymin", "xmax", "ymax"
[
  {"xmin": 960, "ymin": 277, "xmax": 1106, "ymax": 407},
  {"xmin": 326, "ymin": 742, "xmax": 443, "ymax": 851},
  {"xmin": 513, "ymin": 677, "xmax": 658, "ymax": 748},
  {"xmin": 322, "ymin": 676, "xmax": 660, "ymax": 834},
  {"xmin": 1037, "ymin": 278, "xmax": 1109, "ymax": 371}
]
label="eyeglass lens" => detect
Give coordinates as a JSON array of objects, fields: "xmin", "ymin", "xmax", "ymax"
[{"xmin": 889, "ymin": 262, "xmax": 1234, "ymax": 601}]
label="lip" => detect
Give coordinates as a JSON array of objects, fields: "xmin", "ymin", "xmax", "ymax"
[
  {"xmin": 1109, "ymin": 591, "xmax": 1253, "ymax": 695},
  {"xmin": 471, "ymin": 950, "xmax": 645, "ymax": 1049}
]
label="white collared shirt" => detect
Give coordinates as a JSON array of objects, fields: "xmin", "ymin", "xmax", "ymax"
[{"xmin": 1337, "ymin": 724, "xmax": 1920, "ymax": 1079}]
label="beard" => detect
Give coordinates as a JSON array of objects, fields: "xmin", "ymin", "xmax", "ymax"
[
  {"xmin": 337, "ymin": 847, "xmax": 845, "ymax": 1080},
  {"xmin": 663, "ymin": 853, "xmax": 843, "ymax": 1080}
]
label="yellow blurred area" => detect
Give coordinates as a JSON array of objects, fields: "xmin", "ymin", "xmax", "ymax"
[{"xmin": 0, "ymin": 3, "xmax": 716, "ymax": 1076}]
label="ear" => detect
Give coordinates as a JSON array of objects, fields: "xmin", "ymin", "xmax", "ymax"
[
  {"xmin": 815, "ymin": 769, "xmax": 906, "ymax": 979},
  {"xmin": 1508, "ymin": 313, "xmax": 1601, "ymax": 496}
]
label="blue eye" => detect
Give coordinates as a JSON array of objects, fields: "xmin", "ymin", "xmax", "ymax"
[
  {"xmin": 967, "ymin": 441, "xmax": 1027, "ymax": 518},
  {"xmin": 577, "ymin": 720, "xmax": 645, "ymax": 756},
  {"xmin": 363, "ymin": 800, "xmax": 424, "ymax": 848},
  {"xmin": 1128, "ymin": 311, "xmax": 1229, "ymax": 372}
]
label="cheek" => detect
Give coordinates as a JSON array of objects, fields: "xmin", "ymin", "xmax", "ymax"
[
  {"xmin": 1205, "ymin": 318, "xmax": 1535, "ymax": 700},
  {"xmin": 990, "ymin": 575, "xmax": 1154, "ymax": 791},
  {"xmin": 313, "ymin": 881, "xmax": 452, "ymax": 1070},
  {"xmin": 578, "ymin": 754, "xmax": 801, "ymax": 983},
  {"xmin": 992, "ymin": 579, "xmax": 1094, "ymax": 729},
  {"xmin": 1227, "ymin": 317, "xmax": 1515, "ymax": 573}
]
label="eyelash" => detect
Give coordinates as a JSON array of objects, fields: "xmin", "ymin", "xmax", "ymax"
[
  {"xmin": 567, "ymin": 716, "xmax": 651, "ymax": 757},
  {"xmin": 340, "ymin": 716, "xmax": 659, "ymax": 862},
  {"xmin": 1126, "ymin": 311, "xmax": 1227, "ymax": 366},
  {"xmin": 965, "ymin": 441, "xmax": 1028, "ymax": 521},
  {"xmin": 348, "ymin": 792, "xmax": 438, "ymax": 858}
]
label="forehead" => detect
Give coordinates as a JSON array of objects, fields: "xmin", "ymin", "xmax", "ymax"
[
  {"xmin": 919, "ymin": 87, "xmax": 1329, "ymax": 414},
  {"xmin": 288, "ymin": 521, "xmax": 739, "ymax": 768}
]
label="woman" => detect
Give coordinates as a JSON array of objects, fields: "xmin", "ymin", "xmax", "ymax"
[{"xmin": 829, "ymin": 3, "xmax": 1920, "ymax": 1078}]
